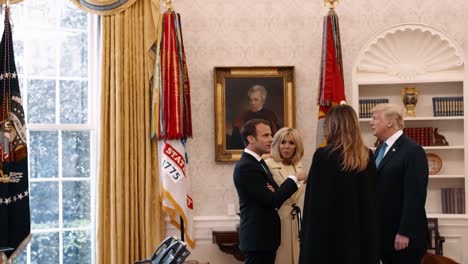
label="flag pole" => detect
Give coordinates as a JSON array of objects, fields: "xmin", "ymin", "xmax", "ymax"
[
  {"xmin": 168, "ymin": 0, "xmax": 185, "ymax": 243},
  {"xmin": 161, "ymin": 0, "xmax": 186, "ymax": 244},
  {"xmin": 180, "ymin": 216, "xmax": 185, "ymax": 242},
  {"xmin": 157, "ymin": 0, "xmax": 195, "ymax": 248},
  {"xmin": 316, "ymin": 0, "xmax": 346, "ymax": 147}
]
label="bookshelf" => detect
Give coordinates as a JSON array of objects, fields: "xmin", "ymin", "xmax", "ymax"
[{"xmin": 352, "ymin": 24, "xmax": 468, "ymax": 219}]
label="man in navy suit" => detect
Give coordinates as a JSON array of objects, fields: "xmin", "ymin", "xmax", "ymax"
[
  {"xmin": 233, "ymin": 119, "xmax": 307, "ymax": 264},
  {"xmin": 370, "ymin": 104, "xmax": 429, "ymax": 264}
]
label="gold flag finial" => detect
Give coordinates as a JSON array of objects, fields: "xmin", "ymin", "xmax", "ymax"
[
  {"xmin": 163, "ymin": 0, "xmax": 174, "ymax": 11},
  {"xmin": 324, "ymin": 0, "xmax": 338, "ymax": 10}
]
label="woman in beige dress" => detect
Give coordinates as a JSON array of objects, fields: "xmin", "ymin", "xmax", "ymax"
[{"xmin": 266, "ymin": 127, "xmax": 305, "ymax": 264}]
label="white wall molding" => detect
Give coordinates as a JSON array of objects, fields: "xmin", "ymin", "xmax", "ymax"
[
  {"xmin": 166, "ymin": 215, "xmax": 240, "ymax": 245},
  {"xmin": 439, "ymin": 218, "xmax": 468, "ymax": 227}
]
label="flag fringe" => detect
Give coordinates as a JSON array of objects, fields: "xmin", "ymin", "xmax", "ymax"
[
  {"xmin": 0, "ymin": 234, "xmax": 31, "ymax": 264},
  {"xmin": 161, "ymin": 188, "xmax": 195, "ymax": 248}
]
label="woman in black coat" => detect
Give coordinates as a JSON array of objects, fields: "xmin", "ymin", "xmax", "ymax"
[{"xmin": 299, "ymin": 104, "xmax": 380, "ymax": 264}]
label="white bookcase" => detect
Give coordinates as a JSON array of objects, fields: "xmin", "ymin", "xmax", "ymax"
[{"xmin": 352, "ymin": 24, "xmax": 467, "ymax": 219}]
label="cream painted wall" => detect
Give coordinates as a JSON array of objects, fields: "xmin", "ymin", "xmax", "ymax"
[{"xmin": 167, "ymin": 0, "xmax": 468, "ymax": 263}]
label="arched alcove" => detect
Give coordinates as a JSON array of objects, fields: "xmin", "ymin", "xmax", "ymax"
[{"xmin": 352, "ymin": 24, "xmax": 465, "ymax": 89}]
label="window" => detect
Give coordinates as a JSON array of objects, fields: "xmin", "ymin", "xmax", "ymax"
[{"xmin": 4, "ymin": 1, "xmax": 99, "ymax": 263}]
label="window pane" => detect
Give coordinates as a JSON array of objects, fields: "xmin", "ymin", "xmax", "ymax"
[
  {"xmin": 30, "ymin": 182, "xmax": 58, "ymax": 229},
  {"xmin": 25, "ymin": 33, "xmax": 57, "ymax": 76},
  {"xmin": 60, "ymin": 31, "xmax": 88, "ymax": 77},
  {"xmin": 13, "ymin": 39, "xmax": 25, "ymax": 75},
  {"xmin": 63, "ymin": 181, "xmax": 90, "ymax": 228},
  {"xmin": 29, "ymin": 131, "xmax": 58, "ymax": 179},
  {"xmin": 14, "ymin": 1, "xmax": 96, "ymax": 263},
  {"xmin": 24, "ymin": 0, "xmax": 58, "ymax": 28},
  {"xmin": 27, "ymin": 79, "xmax": 56, "ymax": 124},
  {"xmin": 62, "ymin": 131, "xmax": 90, "ymax": 178},
  {"xmin": 9, "ymin": 4, "xmax": 26, "ymax": 27},
  {"xmin": 13, "ymin": 248, "xmax": 27, "ymax": 263},
  {"xmin": 30, "ymin": 182, "xmax": 59, "ymax": 229},
  {"xmin": 60, "ymin": 1, "xmax": 88, "ymax": 30},
  {"xmin": 60, "ymin": 80, "xmax": 88, "ymax": 124},
  {"xmin": 63, "ymin": 230, "xmax": 91, "ymax": 264},
  {"xmin": 30, "ymin": 232, "xmax": 60, "ymax": 264}
]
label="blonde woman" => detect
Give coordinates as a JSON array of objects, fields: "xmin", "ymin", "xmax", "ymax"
[
  {"xmin": 299, "ymin": 104, "xmax": 379, "ymax": 264},
  {"xmin": 265, "ymin": 127, "xmax": 305, "ymax": 264}
]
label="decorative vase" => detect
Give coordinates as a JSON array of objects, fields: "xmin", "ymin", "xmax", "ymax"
[{"xmin": 401, "ymin": 87, "xmax": 418, "ymax": 117}]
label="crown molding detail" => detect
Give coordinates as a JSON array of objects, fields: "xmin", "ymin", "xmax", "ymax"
[{"xmin": 355, "ymin": 24, "xmax": 465, "ymax": 81}]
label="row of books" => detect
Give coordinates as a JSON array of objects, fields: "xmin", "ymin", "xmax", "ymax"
[
  {"xmin": 432, "ymin": 96, "xmax": 463, "ymax": 116},
  {"xmin": 403, "ymin": 127, "xmax": 434, "ymax": 146},
  {"xmin": 359, "ymin": 98, "xmax": 389, "ymax": 118},
  {"xmin": 441, "ymin": 188, "xmax": 465, "ymax": 214}
]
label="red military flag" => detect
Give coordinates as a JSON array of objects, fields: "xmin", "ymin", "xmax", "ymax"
[
  {"xmin": 152, "ymin": 7, "xmax": 195, "ymax": 248},
  {"xmin": 152, "ymin": 10, "xmax": 192, "ymax": 140},
  {"xmin": 316, "ymin": 9, "xmax": 347, "ymax": 147}
]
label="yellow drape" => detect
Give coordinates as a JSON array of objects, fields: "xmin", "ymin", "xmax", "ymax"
[{"xmin": 98, "ymin": 0, "xmax": 164, "ymax": 263}]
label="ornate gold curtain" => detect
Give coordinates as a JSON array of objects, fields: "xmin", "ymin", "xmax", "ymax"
[{"xmin": 70, "ymin": 0, "xmax": 164, "ymax": 263}]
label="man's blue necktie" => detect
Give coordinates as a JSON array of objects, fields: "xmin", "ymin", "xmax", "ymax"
[{"xmin": 375, "ymin": 142, "xmax": 388, "ymax": 167}]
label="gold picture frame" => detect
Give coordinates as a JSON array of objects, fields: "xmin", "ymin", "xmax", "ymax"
[{"xmin": 214, "ymin": 66, "xmax": 295, "ymax": 161}]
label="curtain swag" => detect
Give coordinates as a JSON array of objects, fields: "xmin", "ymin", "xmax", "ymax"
[
  {"xmin": 0, "ymin": 0, "xmax": 24, "ymax": 5},
  {"xmin": 70, "ymin": 0, "xmax": 137, "ymax": 15}
]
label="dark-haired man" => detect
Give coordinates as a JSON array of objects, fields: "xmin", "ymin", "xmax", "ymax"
[{"xmin": 233, "ymin": 119, "xmax": 307, "ymax": 264}]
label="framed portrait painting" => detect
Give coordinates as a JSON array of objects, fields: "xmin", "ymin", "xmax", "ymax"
[{"xmin": 214, "ymin": 66, "xmax": 295, "ymax": 161}]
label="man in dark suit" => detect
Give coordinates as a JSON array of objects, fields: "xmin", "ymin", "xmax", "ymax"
[
  {"xmin": 233, "ymin": 119, "xmax": 307, "ymax": 264},
  {"xmin": 370, "ymin": 103, "xmax": 429, "ymax": 264}
]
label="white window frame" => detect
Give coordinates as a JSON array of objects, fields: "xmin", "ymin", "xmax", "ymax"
[{"xmin": 12, "ymin": 9, "xmax": 100, "ymax": 264}]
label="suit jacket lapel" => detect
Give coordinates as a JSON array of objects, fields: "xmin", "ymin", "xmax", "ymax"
[
  {"xmin": 243, "ymin": 152, "xmax": 277, "ymax": 187},
  {"xmin": 377, "ymin": 135, "xmax": 405, "ymax": 171}
]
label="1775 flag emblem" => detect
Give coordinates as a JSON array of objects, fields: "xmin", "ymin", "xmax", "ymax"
[{"xmin": 0, "ymin": 6, "xmax": 31, "ymax": 264}]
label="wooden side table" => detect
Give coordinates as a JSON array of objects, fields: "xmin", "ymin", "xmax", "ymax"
[{"xmin": 212, "ymin": 230, "xmax": 244, "ymax": 261}]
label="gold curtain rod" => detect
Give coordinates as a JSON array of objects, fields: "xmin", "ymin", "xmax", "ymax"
[{"xmin": 324, "ymin": 0, "xmax": 338, "ymax": 10}]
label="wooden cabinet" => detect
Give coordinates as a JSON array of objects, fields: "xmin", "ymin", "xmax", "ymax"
[{"xmin": 212, "ymin": 230, "xmax": 244, "ymax": 261}]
